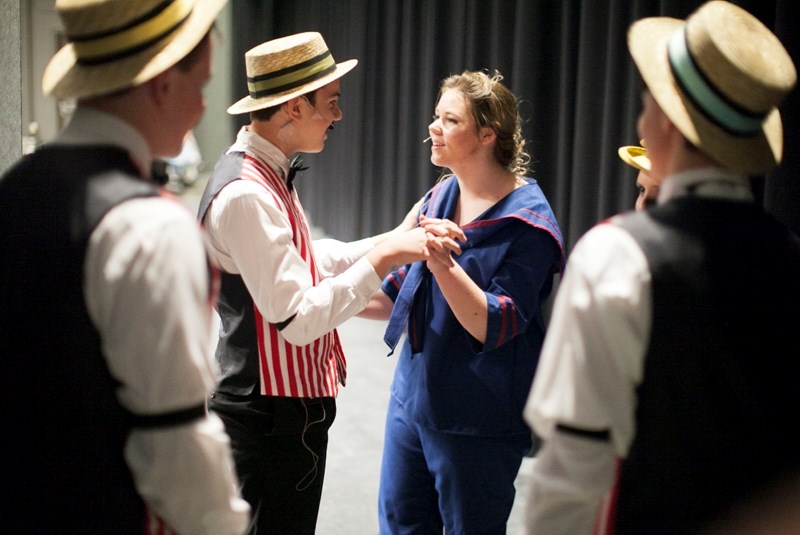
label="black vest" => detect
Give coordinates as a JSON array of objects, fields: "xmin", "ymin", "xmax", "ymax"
[
  {"xmin": 198, "ymin": 150, "xmax": 263, "ymax": 395},
  {"xmin": 613, "ymin": 197, "xmax": 800, "ymax": 533},
  {"xmin": 0, "ymin": 145, "xmax": 158, "ymax": 533}
]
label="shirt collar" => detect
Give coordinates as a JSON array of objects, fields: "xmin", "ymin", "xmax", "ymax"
[
  {"xmin": 53, "ymin": 107, "xmax": 152, "ymax": 179},
  {"xmin": 659, "ymin": 167, "xmax": 754, "ymax": 204},
  {"xmin": 233, "ymin": 125, "xmax": 291, "ymax": 179}
]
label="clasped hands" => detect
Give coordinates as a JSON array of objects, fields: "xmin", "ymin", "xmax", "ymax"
[
  {"xmin": 382, "ymin": 208, "xmax": 465, "ymax": 273},
  {"xmin": 418, "ymin": 215, "xmax": 465, "ymax": 270}
]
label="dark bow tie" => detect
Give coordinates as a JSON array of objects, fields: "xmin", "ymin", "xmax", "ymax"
[{"xmin": 286, "ymin": 155, "xmax": 308, "ymax": 191}]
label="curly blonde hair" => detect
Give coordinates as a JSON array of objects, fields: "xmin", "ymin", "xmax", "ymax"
[{"xmin": 438, "ymin": 69, "xmax": 531, "ymax": 176}]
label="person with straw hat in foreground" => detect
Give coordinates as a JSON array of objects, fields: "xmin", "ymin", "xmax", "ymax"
[
  {"xmin": 524, "ymin": 1, "xmax": 800, "ymax": 533},
  {"xmin": 198, "ymin": 32, "xmax": 458, "ymax": 534},
  {"xmin": 0, "ymin": 0, "xmax": 249, "ymax": 533},
  {"xmin": 618, "ymin": 140, "xmax": 661, "ymax": 211}
]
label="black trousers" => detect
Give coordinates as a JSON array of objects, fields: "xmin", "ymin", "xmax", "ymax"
[{"xmin": 210, "ymin": 392, "xmax": 337, "ymax": 535}]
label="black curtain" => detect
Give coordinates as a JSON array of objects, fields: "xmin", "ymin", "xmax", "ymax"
[{"xmin": 229, "ymin": 0, "xmax": 800, "ymax": 250}]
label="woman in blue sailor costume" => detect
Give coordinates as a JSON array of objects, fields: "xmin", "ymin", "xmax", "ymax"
[{"xmin": 369, "ymin": 70, "xmax": 564, "ymax": 534}]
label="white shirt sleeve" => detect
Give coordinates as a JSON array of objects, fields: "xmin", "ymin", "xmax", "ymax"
[
  {"xmin": 313, "ymin": 237, "xmax": 376, "ymax": 278},
  {"xmin": 524, "ymin": 433, "xmax": 618, "ymax": 535},
  {"xmin": 85, "ymin": 196, "xmax": 249, "ymax": 535},
  {"xmin": 523, "ymin": 222, "xmax": 652, "ymax": 534},
  {"xmin": 204, "ymin": 180, "xmax": 382, "ymax": 346}
]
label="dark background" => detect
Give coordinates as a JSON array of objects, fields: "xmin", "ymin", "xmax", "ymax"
[{"xmin": 228, "ymin": 0, "xmax": 800, "ymax": 251}]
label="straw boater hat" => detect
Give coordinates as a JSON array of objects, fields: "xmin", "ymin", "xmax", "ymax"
[
  {"xmin": 618, "ymin": 140, "xmax": 651, "ymax": 173},
  {"xmin": 628, "ymin": 0, "xmax": 796, "ymax": 174},
  {"xmin": 227, "ymin": 32, "xmax": 358, "ymax": 115},
  {"xmin": 43, "ymin": 0, "xmax": 226, "ymax": 100}
]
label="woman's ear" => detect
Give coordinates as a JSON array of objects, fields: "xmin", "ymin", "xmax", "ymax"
[{"xmin": 480, "ymin": 126, "xmax": 496, "ymax": 145}]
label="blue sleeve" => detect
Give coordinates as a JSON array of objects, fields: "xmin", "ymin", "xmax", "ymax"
[
  {"xmin": 381, "ymin": 264, "xmax": 410, "ymax": 304},
  {"xmin": 481, "ymin": 229, "xmax": 561, "ymax": 351}
]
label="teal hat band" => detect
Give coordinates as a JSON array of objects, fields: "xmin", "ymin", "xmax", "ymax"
[{"xmin": 668, "ymin": 26, "xmax": 765, "ymax": 136}]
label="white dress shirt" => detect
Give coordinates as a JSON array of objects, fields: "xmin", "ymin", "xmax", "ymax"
[
  {"xmin": 203, "ymin": 126, "xmax": 381, "ymax": 348},
  {"xmin": 523, "ymin": 168, "xmax": 753, "ymax": 534},
  {"xmin": 57, "ymin": 107, "xmax": 250, "ymax": 534}
]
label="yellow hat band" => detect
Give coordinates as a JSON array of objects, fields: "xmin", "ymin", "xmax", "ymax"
[{"xmin": 72, "ymin": 0, "xmax": 193, "ymax": 66}]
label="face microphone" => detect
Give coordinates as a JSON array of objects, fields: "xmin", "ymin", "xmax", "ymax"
[{"xmin": 423, "ymin": 137, "xmax": 431, "ymax": 143}]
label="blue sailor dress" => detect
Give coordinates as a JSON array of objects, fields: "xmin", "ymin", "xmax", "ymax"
[{"xmin": 383, "ymin": 175, "xmax": 564, "ymax": 437}]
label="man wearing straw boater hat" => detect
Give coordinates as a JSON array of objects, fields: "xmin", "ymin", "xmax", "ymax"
[
  {"xmin": 618, "ymin": 140, "xmax": 662, "ymax": 211},
  {"xmin": 524, "ymin": 2, "xmax": 800, "ymax": 533},
  {"xmin": 197, "ymin": 32, "xmax": 445, "ymax": 534},
  {"xmin": 0, "ymin": 1, "xmax": 249, "ymax": 533}
]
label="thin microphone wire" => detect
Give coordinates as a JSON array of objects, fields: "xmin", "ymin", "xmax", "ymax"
[{"xmin": 295, "ymin": 398, "xmax": 327, "ymax": 491}]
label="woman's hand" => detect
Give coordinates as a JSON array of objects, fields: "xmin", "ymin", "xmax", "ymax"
[
  {"xmin": 418, "ymin": 216, "xmax": 486, "ymax": 342},
  {"xmin": 419, "ymin": 215, "xmax": 465, "ymax": 268}
]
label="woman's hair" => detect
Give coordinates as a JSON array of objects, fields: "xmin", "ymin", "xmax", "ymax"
[{"xmin": 438, "ymin": 69, "xmax": 530, "ymax": 176}]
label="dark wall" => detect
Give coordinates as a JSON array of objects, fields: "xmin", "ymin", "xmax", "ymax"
[{"xmin": 228, "ymin": 0, "xmax": 800, "ymax": 249}]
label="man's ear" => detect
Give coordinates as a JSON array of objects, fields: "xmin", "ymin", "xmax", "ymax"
[
  {"xmin": 148, "ymin": 69, "xmax": 174, "ymax": 107},
  {"xmin": 284, "ymin": 97, "xmax": 304, "ymax": 120}
]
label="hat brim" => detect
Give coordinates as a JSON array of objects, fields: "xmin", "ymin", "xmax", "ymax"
[
  {"xmin": 43, "ymin": 0, "xmax": 227, "ymax": 100},
  {"xmin": 628, "ymin": 17, "xmax": 782, "ymax": 174},
  {"xmin": 226, "ymin": 59, "xmax": 358, "ymax": 115},
  {"xmin": 618, "ymin": 146, "xmax": 651, "ymax": 172}
]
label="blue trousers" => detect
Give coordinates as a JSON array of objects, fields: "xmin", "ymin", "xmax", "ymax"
[{"xmin": 378, "ymin": 395, "xmax": 530, "ymax": 534}]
